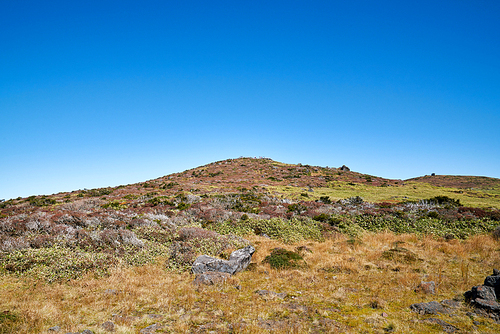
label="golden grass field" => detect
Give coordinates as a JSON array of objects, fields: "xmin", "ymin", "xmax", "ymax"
[{"xmin": 1, "ymin": 232, "xmax": 499, "ymax": 333}]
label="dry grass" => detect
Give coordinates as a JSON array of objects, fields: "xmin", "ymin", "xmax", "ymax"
[{"xmin": 1, "ymin": 233, "xmax": 500, "ymax": 333}]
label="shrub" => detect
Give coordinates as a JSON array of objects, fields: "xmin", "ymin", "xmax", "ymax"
[
  {"xmin": 263, "ymin": 248, "xmax": 305, "ymax": 269},
  {"xmin": 287, "ymin": 203, "xmax": 307, "ymax": 214},
  {"xmin": 0, "ymin": 245, "xmax": 118, "ymax": 281},
  {"xmin": 319, "ymin": 196, "xmax": 331, "ymax": 204},
  {"xmin": 427, "ymin": 196, "xmax": 461, "ymax": 207},
  {"xmin": 147, "ymin": 196, "xmax": 172, "ymax": 207},
  {"xmin": 102, "ymin": 201, "xmax": 127, "ymax": 210},
  {"xmin": 209, "ymin": 217, "xmax": 323, "ymax": 244},
  {"xmin": 84, "ymin": 188, "xmax": 113, "ymax": 197},
  {"xmin": 27, "ymin": 196, "xmax": 56, "ymax": 207}
]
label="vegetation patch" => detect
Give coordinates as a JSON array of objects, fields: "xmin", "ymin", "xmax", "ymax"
[
  {"xmin": 208, "ymin": 217, "xmax": 324, "ymax": 244},
  {"xmin": 263, "ymin": 248, "xmax": 306, "ymax": 269},
  {"xmin": 0, "ymin": 310, "xmax": 20, "ymax": 334},
  {"xmin": 26, "ymin": 196, "xmax": 56, "ymax": 207},
  {"xmin": 381, "ymin": 247, "xmax": 421, "ymax": 264}
]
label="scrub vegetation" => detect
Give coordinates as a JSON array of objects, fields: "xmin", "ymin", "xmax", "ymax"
[{"xmin": 1, "ymin": 157, "xmax": 500, "ymax": 333}]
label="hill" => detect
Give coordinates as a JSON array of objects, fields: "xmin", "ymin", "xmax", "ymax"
[{"xmin": 1, "ymin": 157, "xmax": 500, "ymax": 333}]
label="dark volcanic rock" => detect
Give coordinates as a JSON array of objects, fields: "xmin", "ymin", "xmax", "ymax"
[
  {"xmin": 473, "ymin": 298, "xmax": 500, "ymax": 313},
  {"xmin": 484, "ymin": 274, "xmax": 500, "ymax": 297},
  {"xmin": 410, "ymin": 301, "xmax": 447, "ymax": 315},
  {"xmin": 423, "ymin": 318, "xmax": 458, "ymax": 333},
  {"xmin": 472, "ymin": 285, "xmax": 497, "ymax": 301}
]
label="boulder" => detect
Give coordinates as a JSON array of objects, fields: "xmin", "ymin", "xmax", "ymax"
[
  {"xmin": 193, "ymin": 272, "xmax": 230, "ymax": 285},
  {"xmin": 484, "ymin": 274, "xmax": 500, "ymax": 297},
  {"xmin": 192, "ymin": 245, "xmax": 255, "ymax": 275},
  {"xmin": 423, "ymin": 318, "xmax": 458, "ymax": 333},
  {"xmin": 416, "ymin": 281, "xmax": 435, "ymax": 294},
  {"xmin": 339, "ymin": 165, "xmax": 350, "ymax": 171},
  {"xmin": 139, "ymin": 323, "xmax": 163, "ymax": 334},
  {"xmin": 101, "ymin": 321, "xmax": 115, "ymax": 332},
  {"xmin": 410, "ymin": 301, "xmax": 447, "ymax": 315},
  {"xmin": 473, "ymin": 298, "xmax": 500, "ymax": 313},
  {"xmin": 471, "ymin": 285, "xmax": 497, "ymax": 301}
]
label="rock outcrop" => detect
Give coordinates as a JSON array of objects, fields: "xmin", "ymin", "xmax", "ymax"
[
  {"xmin": 193, "ymin": 271, "xmax": 231, "ymax": 285},
  {"xmin": 192, "ymin": 245, "xmax": 255, "ymax": 275},
  {"xmin": 464, "ymin": 269, "xmax": 500, "ymax": 321}
]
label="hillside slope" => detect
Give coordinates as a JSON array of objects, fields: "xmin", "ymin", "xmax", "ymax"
[{"xmin": 1, "ymin": 158, "xmax": 500, "ymax": 333}]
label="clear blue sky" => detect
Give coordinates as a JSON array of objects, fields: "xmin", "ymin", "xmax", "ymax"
[{"xmin": 1, "ymin": 0, "xmax": 499, "ymax": 200}]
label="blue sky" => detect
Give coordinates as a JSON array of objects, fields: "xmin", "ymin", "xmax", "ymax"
[{"xmin": 1, "ymin": 0, "xmax": 499, "ymax": 200}]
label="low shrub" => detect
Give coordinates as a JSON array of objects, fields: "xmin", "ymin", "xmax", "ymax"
[
  {"xmin": 0, "ymin": 245, "xmax": 118, "ymax": 282},
  {"xmin": 426, "ymin": 196, "xmax": 461, "ymax": 207},
  {"xmin": 263, "ymin": 248, "xmax": 305, "ymax": 269},
  {"xmin": 208, "ymin": 217, "xmax": 323, "ymax": 243},
  {"xmin": 27, "ymin": 196, "xmax": 56, "ymax": 207}
]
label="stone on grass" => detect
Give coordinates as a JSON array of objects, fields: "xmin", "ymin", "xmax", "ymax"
[
  {"xmin": 473, "ymin": 298, "xmax": 500, "ymax": 313},
  {"xmin": 423, "ymin": 318, "xmax": 459, "ymax": 333},
  {"xmin": 416, "ymin": 281, "xmax": 435, "ymax": 294},
  {"xmin": 440, "ymin": 299, "xmax": 461, "ymax": 309},
  {"xmin": 192, "ymin": 245, "xmax": 255, "ymax": 275},
  {"xmin": 484, "ymin": 274, "xmax": 500, "ymax": 297},
  {"xmin": 48, "ymin": 326, "xmax": 61, "ymax": 332},
  {"xmin": 139, "ymin": 323, "xmax": 163, "ymax": 334},
  {"xmin": 101, "ymin": 321, "xmax": 115, "ymax": 332},
  {"xmin": 193, "ymin": 271, "xmax": 230, "ymax": 285},
  {"xmin": 410, "ymin": 301, "xmax": 447, "ymax": 315},
  {"xmin": 472, "ymin": 285, "xmax": 497, "ymax": 301}
]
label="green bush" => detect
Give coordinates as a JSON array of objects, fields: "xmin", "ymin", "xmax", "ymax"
[
  {"xmin": 209, "ymin": 217, "xmax": 323, "ymax": 244},
  {"xmin": 0, "ymin": 245, "xmax": 118, "ymax": 282},
  {"xmin": 427, "ymin": 196, "xmax": 461, "ymax": 207},
  {"xmin": 263, "ymin": 248, "xmax": 305, "ymax": 269},
  {"xmin": 319, "ymin": 196, "xmax": 331, "ymax": 204},
  {"xmin": 27, "ymin": 196, "xmax": 56, "ymax": 207}
]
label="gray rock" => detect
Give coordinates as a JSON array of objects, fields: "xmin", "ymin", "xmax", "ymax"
[
  {"xmin": 410, "ymin": 301, "xmax": 447, "ymax": 315},
  {"xmin": 101, "ymin": 321, "xmax": 115, "ymax": 332},
  {"xmin": 484, "ymin": 275, "xmax": 500, "ymax": 297},
  {"xmin": 192, "ymin": 245, "xmax": 255, "ymax": 275},
  {"xmin": 472, "ymin": 285, "xmax": 497, "ymax": 301},
  {"xmin": 423, "ymin": 318, "xmax": 458, "ymax": 333},
  {"xmin": 416, "ymin": 281, "xmax": 435, "ymax": 294},
  {"xmin": 48, "ymin": 326, "xmax": 61, "ymax": 332},
  {"xmin": 193, "ymin": 271, "xmax": 230, "ymax": 285},
  {"xmin": 473, "ymin": 298, "xmax": 500, "ymax": 313},
  {"xmin": 440, "ymin": 299, "xmax": 461, "ymax": 309},
  {"xmin": 139, "ymin": 323, "xmax": 163, "ymax": 333},
  {"xmin": 339, "ymin": 165, "xmax": 350, "ymax": 171},
  {"xmin": 493, "ymin": 269, "xmax": 500, "ymax": 276},
  {"xmin": 81, "ymin": 330, "xmax": 94, "ymax": 334}
]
